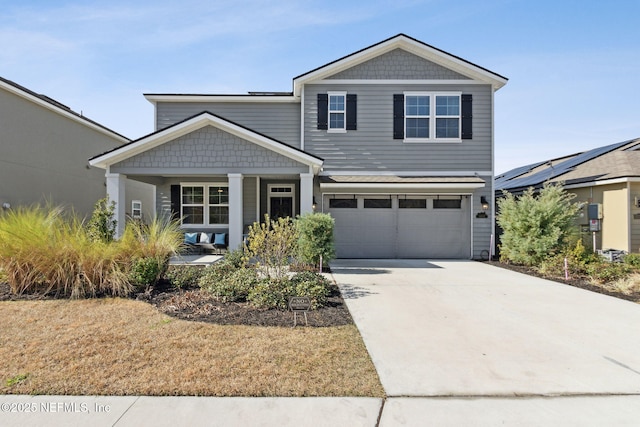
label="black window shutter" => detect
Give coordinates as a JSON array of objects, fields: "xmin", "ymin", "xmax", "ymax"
[
  {"xmin": 461, "ymin": 94, "xmax": 473, "ymax": 140},
  {"xmin": 317, "ymin": 93, "xmax": 328, "ymax": 130},
  {"xmin": 170, "ymin": 185, "xmax": 181, "ymax": 220},
  {"xmin": 346, "ymin": 94, "xmax": 357, "ymax": 130},
  {"xmin": 393, "ymin": 94, "xmax": 404, "ymax": 139}
]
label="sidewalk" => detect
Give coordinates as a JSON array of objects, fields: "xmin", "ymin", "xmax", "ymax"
[{"xmin": 1, "ymin": 395, "xmax": 383, "ymax": 427}]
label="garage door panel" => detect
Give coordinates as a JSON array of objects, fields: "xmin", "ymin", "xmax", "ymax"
[{"xmin": 328, "ymin": 195, "xmax": 471, "ymax": 259}]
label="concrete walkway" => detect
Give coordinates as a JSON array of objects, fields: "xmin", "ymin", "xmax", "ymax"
[
  {"xmin": 331, "ymin": 259, "xmax": 640, "ymax": 425},
  {"xmin": 1, "ymin": 396, "xmax": 382, "ymax": 427}
]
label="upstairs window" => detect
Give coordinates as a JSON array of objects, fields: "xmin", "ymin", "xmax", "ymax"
[
  {"xmin": 405, "ymin": 95, "xmax": 430, "ymax": 138},
  {"xmin": 328, "ymin": 92, "xmax": 346, "ymax": 131},
  {"xmin": 317, "ymin": 93, "xmax": 357, "ymax": 131},
  {"xmin": 435, "ymin": 95, "xmax": 460, "ymax": 139},
  {"xmin": 394, "ymin": 93, "xmax": 471, "ymax": 141}
]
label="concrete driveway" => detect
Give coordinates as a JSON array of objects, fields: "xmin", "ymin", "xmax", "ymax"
[{"xmin": 331, "ymin": 259, "xmax": 640, "ymax": 425}]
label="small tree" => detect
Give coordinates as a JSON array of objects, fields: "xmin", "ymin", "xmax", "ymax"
[
  {"xmin": 497, "ymin": 182, "xmax": 580, "ymax": 266},
  {"xmin": 86, "ymin": 197, "xmax": 117, "ymax": 243},
  {"xmin": 245, "ymin": 214, "xmax": 298, "ymax": 280},
  {"xmin": 296, "ymin": 212, "xmax": 336, "ymax": 271}
]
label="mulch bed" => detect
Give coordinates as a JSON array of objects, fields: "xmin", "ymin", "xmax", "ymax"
[
  {"xmin": 0, "ymin": 280, "xmax": 354, "ymax": 328},
  {"xmin": 483, "ymin": 260, "xmax": 640, "ymax": 303},
  {"xmin": 138, "ymin": 280, "xmax": 354, "ymax": 327}
]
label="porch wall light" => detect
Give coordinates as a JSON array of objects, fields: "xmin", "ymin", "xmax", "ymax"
[
  {"xmin": 480, "ymin": 196, "xmax": 489, "ymax": 210},
  {"xmin": 312, "ymin": 197, "xmax": 318, "ymax": 211}
]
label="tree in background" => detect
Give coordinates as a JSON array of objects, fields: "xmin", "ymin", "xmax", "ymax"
[{"xmin": 497, "ymin": 183, "xmax": 580, "ymax": 266}]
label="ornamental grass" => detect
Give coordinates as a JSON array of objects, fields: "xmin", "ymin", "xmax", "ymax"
[{"xmin": 0, "ymin": 204, "xmax": 182, "ymax": 298}]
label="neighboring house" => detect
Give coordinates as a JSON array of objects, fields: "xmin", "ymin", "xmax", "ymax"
[
  {"xmin": 90, "ymin": 34, "xmax": 507, "ymax": 259},
  {"xmin": 0, "ymin": 77, "xmax": 154, "ymax": 219},
  {"xmin": 495, "ymin": 137, "xmax": 640, "ymax": 253}
]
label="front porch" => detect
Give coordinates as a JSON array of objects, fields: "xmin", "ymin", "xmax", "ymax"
[
  {"xmin": 106, "ymin": 172, "xmax": 317, "ymax": 250},
  {"xmin": 90, "ymin": 111, "xmax": 322, "ymax": 250}
]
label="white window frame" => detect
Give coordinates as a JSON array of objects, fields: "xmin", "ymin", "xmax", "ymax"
[
  {"xmin": 131, "ymin": 200, "xmax": 142, "ymax": 219},
  {"xmin": 180, "ymin": 183, "xmax": 229, "ymax": 228},
  {"xmin": 404, "ymin": 92, "xmax": 462, "ymax": 143},
  {"xmin": 328, "ymin": 91, "xmax": 347, "ymax": 133}
]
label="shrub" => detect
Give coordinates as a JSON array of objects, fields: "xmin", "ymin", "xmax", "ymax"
[
  {"xmin": 86, "ymin": 197, "xmax": 117, "ymax": 243},
  {"xmin": 497, "ymin": 183, "xmax": 580, "ymax": 266},
  {"xmin": 165, "ymin": 265, "xmax": 205, "ymax": 289},
  {"xmin": 129, "ymin": 257, "xmax": 165, "ymax": 291},
  {"xmin": 223, "ymin": 248, "xmax": 247, "ymax": 269},
  {"xmin": 247, "ymin": 278, "xmax": 293, "ymax": 310},
  {"xmin": 296, "ymin": 213, "xmax": 336, "ymax": 270},
  {"xmin": 247, "ymin": 272, "xmax": 331, "ymax": 310},
  {"xmin": 538, "ymin": 240, "xmax": 599, "ymax": 279},
  {"xmin": 290, "ymin": 271, "xmax": 331, "ymax": 309},
  {"xmin": 587, "ymin": 261, "xmax": 633, "ymax": 285},
  {"xmin": 200, "ymin": 265, "xmax": 258, "ymax": 302},
  {"xmin": 245, "ymin": 215, "xmax": 298, "ymax": 280},
  {"xmin": 623, "ymin": 253, "xmax": 640, "ymax": 269}
]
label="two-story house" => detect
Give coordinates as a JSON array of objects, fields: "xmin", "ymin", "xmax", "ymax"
[
  {"xmin": 0, "ymin": 76, "xmax": 154, "ymax": 218},
  {"xmin": 89, "ymin": 34, "xmax": 507, "ymax": 259}
]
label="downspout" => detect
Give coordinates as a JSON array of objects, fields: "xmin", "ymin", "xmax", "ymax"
[
  {"xmin": 490, "ymin": 88, "xmax": 496, "ymax": 259},
  {"xmin": 628, "ymin": 181, "xmax": 632, "ymax": 253},
  {"xmin": 300, "ymin": 89, "xmax": 305, "ymax": 151}
]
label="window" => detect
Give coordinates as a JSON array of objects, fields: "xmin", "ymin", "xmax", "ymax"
[
  {"xmin": 329, "ymin": 198, "xmax": 357, "ymax": 209},
  {"xmin": 364, "ymin": 198, "xmax": 392, "ymax": 209},
  {"xmin": 131, "ymin": 200, "xmax": 142, "ymax": 219},
  {"xmin": 435, "ymin": 96, "xmax": 460, "ymax": 139},
  {"xmin": 399, "ymin": 199, "xmax": 427, "ymax": 209},
  {"xmin": 395, "ymin": 93, "xmax": 467, "ymax": 142},
  {"xmin": 208, "ymin": 185, "xmax": 229, "ymax": 225},
  {"xmin": 328, "ymin": 92, "xmax": 346, "ymax": 131},
  {"xmin": 405, "ymin": 95, "xmax": 430, "ymax": 138},
  {"xmin": 181, "ymin": 184, "xmax": 228, "ymax": 226},
  {"xmin": 317, "ymin": 93, "xmax": 357, "ymax": 130},
  {"xmin": 433, "ymin": 199, "xmax": 462, "ymax": 209}
]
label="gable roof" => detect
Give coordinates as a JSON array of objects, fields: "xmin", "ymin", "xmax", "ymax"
[
  {"xmin": 0, "ymin": 76, "xmax": 129, "ymax": 143},
  {"xmin": 144, "ymin": 34, "xmax": 508, "ymax": 104},
  {"xmin": 89, "ymin": 111, "xmax": 323, "ymax": 173},
  {"xmin": 495, "ymin": 138, "xmax": 640, "ymax": 193},
  {"xmin": 293, "ymin": 33, "xmax": 508, "ymax": 96}
]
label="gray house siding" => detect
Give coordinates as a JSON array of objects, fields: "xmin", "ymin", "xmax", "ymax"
[
  {"xmin": 0, "ymin": 83, "xmax": 154, "ymax": 218},
  {"xmin": 304, "ymin": 83, "xmax": 493, "ymax": 172},
  {"xmin": 327, "ymin": 49, "xmax": 471, "ymax": 80},
  {"xmin": 155, "ymin": 102, "xmax": 301, "ymax": 148},
  {"xmin": 111, "ymin": 126, "xmax": 309, "ymax": 175},
  {"xmin": 472, "ymin": 178, "xmax": 493, "ymax": 259}
]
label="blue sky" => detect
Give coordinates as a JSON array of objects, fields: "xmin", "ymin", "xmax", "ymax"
[{"xmin": 2, "ymin": 0, "xmax": 639, "ymax": 174}]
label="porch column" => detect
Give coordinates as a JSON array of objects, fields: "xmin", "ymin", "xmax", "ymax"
[
  {"xmin": 300, "ymin": 173, "xmax": 314, "ymax": 215},
  {"xmin": 106, "ymin": 172, "xmax": 126, "ymax": 238},
  {"xmin": 228, "ymin": 173, "xmax": 243, "ymax": 250}
]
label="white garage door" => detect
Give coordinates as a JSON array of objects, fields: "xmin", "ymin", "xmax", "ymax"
[{"xmin": 327, "ymin": 195, "xmax": 471, "ymax": 259}]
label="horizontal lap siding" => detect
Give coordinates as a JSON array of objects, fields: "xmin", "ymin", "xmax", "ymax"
[
  {"xmin": 304, "ymin": 84, "xmax": 493, "ymax": 172},
  {"xmin": 156, "ymin": 102, "xmax": 301, "ymax": 148},
  {"xmin": 631, "ymin": 183, "xmax": 640, "ymax": 253}
]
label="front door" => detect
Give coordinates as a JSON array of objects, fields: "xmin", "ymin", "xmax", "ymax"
[{"xmin": 268, "ymin": 184, "xmax": 295, "ymax": 220}]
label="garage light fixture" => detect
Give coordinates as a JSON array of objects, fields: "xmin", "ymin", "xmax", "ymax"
[{"xmin": 480, "ymin": 196, "xmax": 489, "ymax": 210}]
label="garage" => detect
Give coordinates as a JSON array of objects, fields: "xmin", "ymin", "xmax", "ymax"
[{"xmin": 325, "ymin": 194, "xmax": 471, "ymax": 259}]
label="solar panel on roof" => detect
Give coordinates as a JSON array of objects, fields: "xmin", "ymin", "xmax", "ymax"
[{"xmin": 496, "ymin": 139, "xmax": 637, "ymax": 192}]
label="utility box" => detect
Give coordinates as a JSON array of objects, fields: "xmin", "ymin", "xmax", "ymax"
[{"xmin": 588, "ymin": 203, "xmax": 603, "ymax": 220}]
